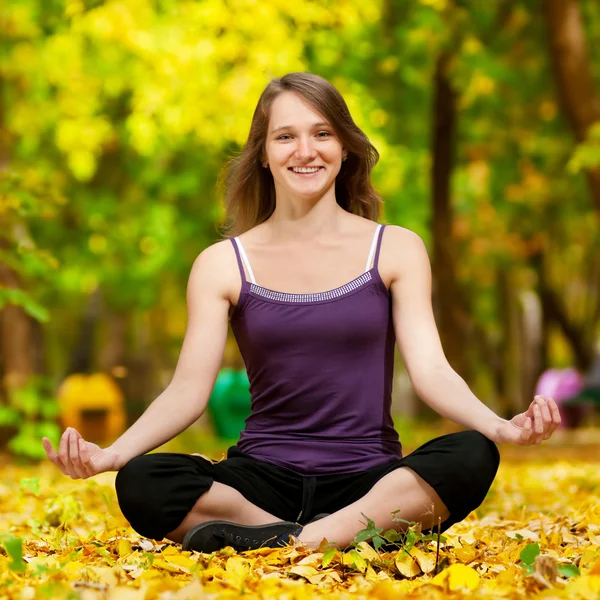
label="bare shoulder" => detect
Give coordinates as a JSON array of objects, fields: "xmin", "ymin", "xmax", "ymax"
[
  {"xmin": 379, "ymin": 225, "xmax": 430, "ymax": 286},
  {"xmin": 188, "ymin": 239, "xmax": 240, "ymax": 303}
]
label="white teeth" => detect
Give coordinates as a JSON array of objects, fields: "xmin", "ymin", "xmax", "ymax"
[{"xmin": 291, "ymin": 167, "xmax": 321, "ymax": 173}]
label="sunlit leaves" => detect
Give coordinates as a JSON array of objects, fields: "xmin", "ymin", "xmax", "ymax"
[{"xmin": 0, "ymin": 448, "xmax": 599, "ymax": 597}]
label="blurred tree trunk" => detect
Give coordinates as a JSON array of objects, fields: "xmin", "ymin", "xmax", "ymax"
[
  {"xmin": 98, "ymin": 308, "xmax": 128, "ymax": 372},
  {"xmin": 544, "ymin": 0, "xmax": 600, "ymax": 216},
  {"xmin": 0, "ymin": 75, "xmax": 35, "ymax": 399},
  {"xmin": 498, "ymin": 269, "xmax": 524, "ymax": 414},
  {"xmin": 533, "ymin": 251, "xmax": 595, "ymax": 370},
  {"xmin": 67, "ymin": 289, "xmax": 102, "ymax": 375},
  {"xmin": 431, "ymin": 52, "xmax": 471, "ymax": 381},
  {"xmin": 0, "ymin": 262, "xmax": 35, "ymax": 394}
]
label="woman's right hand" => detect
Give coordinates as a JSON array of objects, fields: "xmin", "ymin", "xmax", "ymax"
[{"xmin": 42, "ymin": 427, "xmax": 125, "ymax": 479}]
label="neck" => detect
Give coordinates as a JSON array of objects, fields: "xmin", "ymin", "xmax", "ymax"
[{"xmin": 266, "ymin": 191, "xmax": 346, "ymax": 242}]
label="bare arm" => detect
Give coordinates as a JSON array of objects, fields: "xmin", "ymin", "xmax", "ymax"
[
  {"xmin": 385, "ymin": 227, "xmax": 506, "ymax": 440},
  {"xmin": 107, "ymin": 243, "xmax": 231, "ymax": 463},
  {"xmin": 43, "ymin": 240, "xmax": 236, "ymax": 477},
  {"xmin": 385, "ymin": 226, "xmax": 560, "ymax": 445}
]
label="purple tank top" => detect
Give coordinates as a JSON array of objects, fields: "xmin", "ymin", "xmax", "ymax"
[{"xmin": 229, "ymin": 224, "xmax": 402, "ymax": 476}]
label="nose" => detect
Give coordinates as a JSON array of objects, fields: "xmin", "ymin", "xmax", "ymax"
[{"xmin": 295, "ymin": 135, "xmax": 318, "ymax": 161}]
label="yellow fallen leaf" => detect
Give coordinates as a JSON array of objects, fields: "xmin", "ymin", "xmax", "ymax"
[
  {"xmin": 117, "ymin": 539, "xmax": 132, "ymax": 557},
  {"xmin": 224, "ymin": 556, "xmax": 251, "ymax": 588},
  {"xmin": 505, "ymin": 528, "xmax": 539, "ymax": 541},
  {"xmin": 152, "ymin": 558, "xmax": 187, "ymax": 574},
  {"xmin": 589, "ymin": 557, "xmax": 600, "ymax": 575},
  {"xmin": 431, "ymin": 563, "xmax": 480, "ymax": 591},
  {"xmin": 105, "ymin": 587, "xmax": 147, "ymax": 600},
  {"xmin": 342, "ymin": 549, "xmax": 367, "ymax": 572},
  {"xmin": 355, "ymin": 541, "xmax": 380, "ymax": 562},
  {"xmin": 162, "ymin": 554, "xmax": 196, "ymax": 570},
  {"xmin": 165, "ymin": 580, "xmax": 206, "ymax": 599},
  {"xmin": 410, "ymin": 546, "xmax": 436, "ymax": 574},
  {"xmin": 395, "ymin": 551, "xmax": 420, "ymax": 578},
  {"xmin": 200, "ymin": 566, "xmax": 225, "ymax": 579},
  {"xmin": 565, "ymin": 574, "xmax": 600, "ymax": 597},
  {"xmin": 296, "ymin": 552, "xmax": 324, "ymax": 567},
  {"xmin": 62, "ymin": 561, "xmax": 87, "ymax": 576},
  {"xmin": 458, "ymin": 532, "xmax": 477, "ymax": 545},
  {"xmin": 289, "ymin": 564, "xmax": 321, "ymax": 583},
  {"xmin": 370, "ymin": 580, "xmax": 402, "ymax": 599},
  {"xmin": 454, "ymin": 544, "xmax": 477, "ymax": 563},
  {"xmin": 365, "ymin": 564, "xmax": 378, "ymax": 582}
]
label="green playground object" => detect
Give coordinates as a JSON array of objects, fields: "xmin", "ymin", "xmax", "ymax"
[{"xmin": 207, "ymin": 369, "xmax": 252, "ymax": 439}]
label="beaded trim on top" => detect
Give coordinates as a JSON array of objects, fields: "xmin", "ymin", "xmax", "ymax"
[{"xmin": 249, "ymin": 272, "xmax": 373, "ymax": 303}]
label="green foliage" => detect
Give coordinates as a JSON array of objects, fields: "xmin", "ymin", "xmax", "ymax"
[
  {"xmin": 0, "ymin": 377, "xmax": 61, "ymax": 460},
  {"xmin": 322, "ymin": 547, "xmax": 337, "ymax": 568},
  {"xmin": 558, "ymin": 564, "xmax": 580, "ymax": 579},
  {"xmin": 0, "ymin": 536, "xmax": 27, "ymax": 573},
  {"xmin": 1, "ymin": 0, "xmax": 599, "ymax": 416},
  {"xmin": 19, "ymin": 477, "xmax": 41, "ymax": 497},
  {"xmin": 519, "ymin": 542, "xmax": 540, "ymax": 568},
  {"xmin": 519, "ymin": 542, "xmax": 580, "ymax": 579},
  {"xmin": 0, "ymin": 287, "xmax": 49, "ymax": 322},
  {"xmin": 568, "ymin": 123, "xmax": 600, "ymax": 173},
  {"xmin": 350, "ymin": 512, "xmax": 446, "ymax": 556}
]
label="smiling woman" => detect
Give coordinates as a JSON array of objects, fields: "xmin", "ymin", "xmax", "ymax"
[
  {"xmin": 219, "ymin": 72, "xmax": 382, "ymax": 237},
  {"xmin": 43, "ymin": 72, "xmax": 560, "ymax": 558}
]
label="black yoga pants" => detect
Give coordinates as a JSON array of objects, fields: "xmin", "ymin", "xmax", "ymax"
[{"xmin": 115, "ymin": 430, "xmax": 500, "ymax": 541}]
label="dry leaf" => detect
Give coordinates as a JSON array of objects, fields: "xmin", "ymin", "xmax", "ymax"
[
  {"xmin": 532, "ymin": 554, "xmax": 558, "ymax": 588},
  {"xmin": 410, "ymin": 546, "xmax": 436, "ymax": 574},
  {"xmin": 395, "ymin": 551, "xmax": 421, "ymax": 578},
  {"xmin": 431, "ymin": 563, "xmax": 480, "ymax": 591}
]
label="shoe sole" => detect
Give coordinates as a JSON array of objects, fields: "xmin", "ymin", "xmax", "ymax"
[{"xmin": 182, "ymin": 520, "xmax": 298, "ymax": 553}]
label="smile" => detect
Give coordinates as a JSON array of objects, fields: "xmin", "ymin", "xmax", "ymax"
[{"xmin": 288, "ymin": 167, "xmax": 324, "ymax": 177}]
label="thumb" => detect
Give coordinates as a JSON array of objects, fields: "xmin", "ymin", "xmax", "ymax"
[{"xmin": 520, "ymin": 416, "xmax": 533, "ymax": 443}]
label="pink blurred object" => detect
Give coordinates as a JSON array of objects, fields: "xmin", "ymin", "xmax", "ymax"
[{"xmin": 535, "ymin": 368, "xmax": 586, "ymax": 429}]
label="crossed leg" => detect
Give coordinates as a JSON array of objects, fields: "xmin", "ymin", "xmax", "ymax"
[
  {"xmin": 299, "ymin": 466, "xmax": 449, "ymax": 548},
  {"xmin": 165, "ymin": 481, "xmax": 284, "ymax": 544},
  {"xmin": 164, "ymin": 466, "xmax": 448, "ymax": 549}
]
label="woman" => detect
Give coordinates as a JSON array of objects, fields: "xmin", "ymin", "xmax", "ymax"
[{"xmin": 43, "ymin": 72, "xmax": 560, "ymax": 553}]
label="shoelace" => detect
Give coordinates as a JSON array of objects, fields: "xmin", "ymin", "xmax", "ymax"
[{"xmin": 221, "ymin": 529, "xmax": 262, "ymax": 550}]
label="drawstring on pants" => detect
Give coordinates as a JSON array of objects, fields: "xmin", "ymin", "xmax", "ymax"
[{"xmin": 296, "ymin": 476, "xmax": 316, "ymax": 523}]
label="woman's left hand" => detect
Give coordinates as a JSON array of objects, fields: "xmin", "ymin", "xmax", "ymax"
[{"xmin": 494, "ymin": 395, "xmax": 562, "ymax": 445}]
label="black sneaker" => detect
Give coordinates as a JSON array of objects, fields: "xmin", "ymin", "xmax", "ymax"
[
  {"xmin": 307, "ymin": 513, "xmax": 330, "ymax": 523},
  {"xmin": 182, "ymin": 520, "xmax": 302, "ymax": 553}
]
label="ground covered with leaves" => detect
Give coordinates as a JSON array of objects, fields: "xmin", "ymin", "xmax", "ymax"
[{"xmin": 1, "ymin": 440, "xmax": 600, "ymax": 599}]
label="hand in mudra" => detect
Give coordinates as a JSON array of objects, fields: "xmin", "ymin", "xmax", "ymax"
[
  {"xmin": 495, "ymin": 395, "xmax": 561, "ymax": 445},
  {"xmin": 42, "ymin": 427, "xmax": 124, "ymax": 479}
]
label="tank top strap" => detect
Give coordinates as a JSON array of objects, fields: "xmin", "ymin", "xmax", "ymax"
[
  {"xmin": 365, "ymin": 224, "xmax": 385, "ymax": 272},
  {"xmin": 373, "ymin": 224, "xmax": 386, "ymax": 270},
  {"xmin": 230, "ymin": 237, "xmax": 256, "ymax": 284}
]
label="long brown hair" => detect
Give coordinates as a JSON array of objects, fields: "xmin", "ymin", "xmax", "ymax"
[{"xmin": 219, "ymin": 72, "xmax": 383, "ymax": 237}]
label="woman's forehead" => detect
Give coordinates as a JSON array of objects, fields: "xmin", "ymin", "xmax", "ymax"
[{"xmin": 269, "ymin": 92, "xmax": 328, "ymax": 128}]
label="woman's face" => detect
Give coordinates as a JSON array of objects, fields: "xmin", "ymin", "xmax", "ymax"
[{"xmin": 263, "ymin": 91, "xmax": 347, "ymax": 201}]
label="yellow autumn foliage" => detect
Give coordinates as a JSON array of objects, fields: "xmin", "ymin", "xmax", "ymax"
[{"xmin": 1, "ymin": 444, "xmax": 599, "ymax": 599}]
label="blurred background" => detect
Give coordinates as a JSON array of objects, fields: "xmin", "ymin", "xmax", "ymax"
[{"xmin": 1, "ymin": 0, "xmax": 599, "ymax": 460}]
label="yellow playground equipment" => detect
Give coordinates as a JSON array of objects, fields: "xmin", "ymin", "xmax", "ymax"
[{"xmin": 57, "ymin": 373, "xmax": 126, "ymax": 445}]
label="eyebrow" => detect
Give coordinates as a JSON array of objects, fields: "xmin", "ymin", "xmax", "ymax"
[{"xmin": 270, "ymin": 121, "xmax": 331, "ymax": 134}]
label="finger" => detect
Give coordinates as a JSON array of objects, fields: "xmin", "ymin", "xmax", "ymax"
[
  {"xmin": 68, "ymin": 428, "xmax": 86, "ymax": 478},
  {"xmin": 59, "ymin": 429, "xmax": 77, "ymax": 478},
  {"xmin": 72, "ymin": 430, "xmax": 94, "ymax": 477},
  {"xmin": 533, "ymin": 404, "xmax": 544, "ymax": 434},
  {"xmin": 78, "ymin": 438, "xmax": 94, "ymax": 478},
  {"xmin": 42, "ymin": 437, "xmax": 64, "ymax": 470},
  {"xmin": 521, "ymin": 416, "xmax": 533, "ymax": 443},
  {"xmin": 545, "ymin": 397, "xmax": 561, "ymax": 438},
  {"xmin": 535, "ymin": 395, "xmax": 552, "ymax": 426}
]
